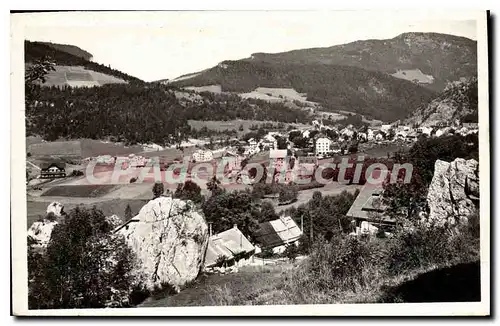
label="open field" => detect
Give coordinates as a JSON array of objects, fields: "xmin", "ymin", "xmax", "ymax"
[
  {"xmin": 273, "ymin": 183, "xmax": 363, "ymax": 213},
  {"xmin": 41, "ymin": 184, "xmax": 119, "ymax": 198},
  {"xmin": 239, "ymin": 87, "xmax": 318, "ymax": 106},
  {"xmin": 26, "ymin": 198, "xmax": 149, "ymax": 228},
  {"xmin": 360, "ymin": 142, "xmax": 411, "ymax": 158},
  {"xmin": 27, "ymin": 138, "xmax": 144, "ymax": 159},
  {"xmin": 37, "ymin": 65, "xmax": 127, "ymax": 88},
  {"xmin": 187, "ymin": 119, "xmax": 310, "ymax": 136},
  {"xmin": 185, "ymin": 85, "xmax": 222, "ymax": 93},
  {"xmin": 336, "ymin": 110, "xmax": 384, "ymax": 126}
]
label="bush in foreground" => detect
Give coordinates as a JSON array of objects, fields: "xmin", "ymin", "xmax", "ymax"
[
  {"xmin": 204, "ymin": 213, "xmax": 480, "ymax": 305},
  {"xmin": 28, "ymin": 207, "xmax": 144, "ymax": 309}
]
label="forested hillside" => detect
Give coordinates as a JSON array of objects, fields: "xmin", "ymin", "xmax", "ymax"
[
  {"xmin": 25, "ymin": 83, "xmax": 310, "ymax": 144},
  {"xmin": 405, "ymin": 77, "xmax": 478, "ymax": 127},
  {"xmin": 171, "ymin": 60, "xmax": 437, "ymax": 121},
  {"xmin": 248, "ymin": 32, "xmax": 477, "ymax": 92},
  {"xmin": 180, "ymin": 90, "xmax": 311, "ymax": 122},
  {"xmin": 37, "ymin": 42, "xmax": 93, "ymax": 61},
  {"xmin": 25, "ymin": 41, "xmax": 143, "ymax": 84}
]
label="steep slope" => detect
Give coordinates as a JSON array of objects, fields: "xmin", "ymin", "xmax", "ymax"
[
  {"xmin": 405, "ymin": 77, "xmax": 478, "ymax": 127},
  {"xmin": 25, "ymin": 41, "xmax": 143, "ymax": 84},
  {"xmin": 171, "ymin": 60, "xmax": 437, "ymax": 122},
  {"xmin": 247, "ymin": 32, "xmax": 477, "ymax": 92}
]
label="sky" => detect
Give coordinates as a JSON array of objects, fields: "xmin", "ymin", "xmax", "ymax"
[{"xmin": 18, "ymin": 11, "xmax": 479, "ymax": 82}]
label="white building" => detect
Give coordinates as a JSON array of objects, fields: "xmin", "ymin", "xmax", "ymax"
[
  {"xmin": 260, "ymin": 134, "xmax": 278, "ymax": 150},
  {"xmin": 315, "ymin": 137, "xmax": 332, "ymax": 156},
  {"xmin": 367, "ymin": 129, "xmax": 375, "ymax": 141},
  {"xmin": 192, "ymin": 149, "xmax": 214, "ymax": 162}
]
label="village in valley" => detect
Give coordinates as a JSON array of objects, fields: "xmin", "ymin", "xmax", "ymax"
[{"xmin": 20, "ymin": 12, "xmax": 484, "ymax": 311}]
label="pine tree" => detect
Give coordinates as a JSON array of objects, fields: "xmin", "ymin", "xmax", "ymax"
[
  {"xmin": 152, "ymin": 182, "xmax": 165, "ymax": 199},
  {"xmin": 124, "ymin": 204, "xmax": 133, "ymax": 220}
]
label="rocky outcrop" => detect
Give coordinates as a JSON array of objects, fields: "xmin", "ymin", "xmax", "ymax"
[
  {"xmin": 406, "ymin": 78, "xmax": 477, "ymax": 127},
  {"xmin": 426, "ymin": 158, "xmax": 479, "ymax": 226},
  {"xmin": 46, "ymin": 201, "xmax": 64, "ymax": 217},
  {"xmin": 116, "ymin": 197, "xmax": 209, "ymax": 292},
  {"xmin": 28, "ymin": 202, "xmax": 64, "ymax": 248},
  {"xmin": 105, "ymin": 214, "xmax": 122, "ymax": 229}
]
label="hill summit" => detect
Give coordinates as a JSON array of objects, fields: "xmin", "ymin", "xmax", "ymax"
[{"xmin": 247, "ymin": 32, "xmax": 477, "ymax": 92}]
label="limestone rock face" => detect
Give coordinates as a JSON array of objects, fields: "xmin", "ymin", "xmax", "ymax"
[
  {"xmin": 46, "ymin": 201, "xmax": 64, "ymax": 217},
  {"xmin": 117, "ymin": 197, "xmax": 209, "ymax": 291},
  {"xmin": 105, "ymin": 214, "xmax": 122, "ymax": 229},
  {"xmin": 28, "ymin": 203, "xmax": 63, "ymax": 248},
  {"xmin": 426, "ymin": 158, "xmax": 479, "ymax": 226}
]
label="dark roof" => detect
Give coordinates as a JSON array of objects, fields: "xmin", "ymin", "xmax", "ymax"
[
  {"xmin": 205, "ymin": 226, "xmax": 255, "ymax": 267},
  {"xmin": 346, "ymin": 181, "xmax": 395, "ymax": 223},
  {"xmin": 254, "ymin": 216, "xmax": 302, "ymax": 249},
  {"xmin": 40, "ymin": 162, "xmax": 66, "ymax": 170}
]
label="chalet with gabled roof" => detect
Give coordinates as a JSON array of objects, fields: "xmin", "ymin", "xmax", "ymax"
[{"xmin": 39, "ymin": 162, "xmax": 66, "ymax": 179}]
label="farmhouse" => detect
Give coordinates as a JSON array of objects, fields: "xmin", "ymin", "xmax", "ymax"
[
  {"xmin": 253, "ymin": 215, "xmax": 303, "ymax": 254},
  {"xmin": 40, "ymin": 162, "xmax": 67, "ymax": 179},
  {"xmin": 204, "ymin": 225, "xmax": 255, "ymax": 268},
  {"xmin": 260, "ymin": 134, "xmax": 278, "ymax": 150},
  {"xmin": 346, "ymin": 182, "xmax": 396, "ymax": 236},
  {"xmin": 28, "ymin": 140, "xmax": 82, "ymax": 158}
]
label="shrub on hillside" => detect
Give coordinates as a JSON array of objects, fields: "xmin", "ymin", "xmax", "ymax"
[
  {"xmin": 174, "ymin": 180, "xmax": 204, "ymax": 203},
  {"xmin": 70, "ymin": 170, "xmax": 84, "ymax": 177},
  {"xmin": 152, "ymin": 182, "xmax": 164, "ymax": 199},
  {"xmin": 278, "ymin": 185, "xmax": 298, "ymax": 204},
  {"xmin": 304, "ymin": 237, "xmax": 375, "ymax": 293},
  {"xmin": 383, "ymin": 216, "xmax": 480, "ymax": 276}
]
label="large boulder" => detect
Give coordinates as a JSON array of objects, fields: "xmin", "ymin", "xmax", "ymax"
[
  {"xmin": 116, "ymin": 197, "xmax": 209, "ymax": 291},
  {"xmin": 46, "ymin": 201, "xmax": 64, "ymax": 217},
  {"xmin": 28, "ymin": 203, "xmax": 63, "ymax": 248},
  {"xmin": 426, "ymin": 158, "xmax": 479, "ymax": 226}
]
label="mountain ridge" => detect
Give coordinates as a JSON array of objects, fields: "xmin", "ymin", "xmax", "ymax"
[
  {"xmin": 169, "ymin": 59, "xmax": 437, "ymax": 122},
  {"xmin": 245, "ymin": 32, "xmax": 477, "ymax": 92}
]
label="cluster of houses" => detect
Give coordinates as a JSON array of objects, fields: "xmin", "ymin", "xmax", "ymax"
[
  {"xmin": 204, "ymin": 214, "xmax": 303, "ymax": 272},
  {"xmin": 239, "ymin": 119, "xmax": 479, "ymax": 161}
]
